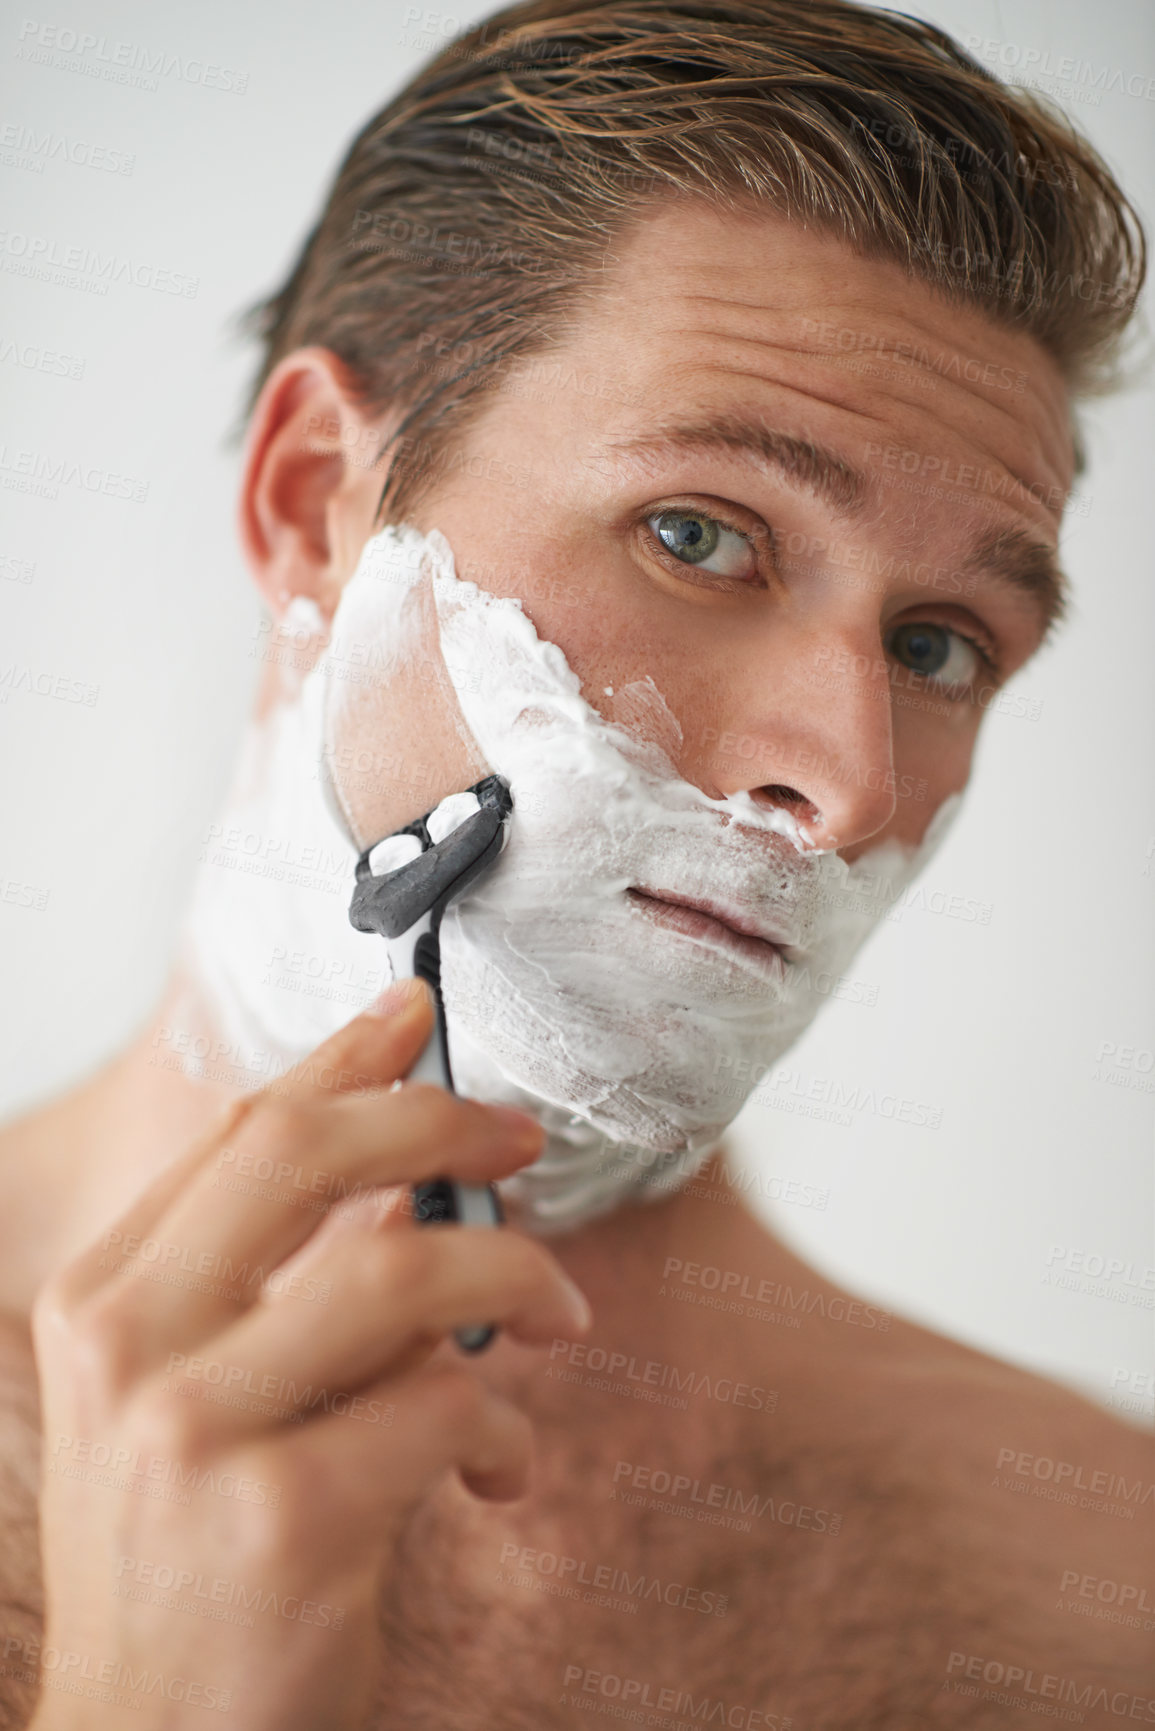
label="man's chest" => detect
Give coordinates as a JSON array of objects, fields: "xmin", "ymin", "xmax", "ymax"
[
  {"xmin": 361, "ymin": 1422, "xmax": 1104, "ymax": 1731},
  {"xmin": 0, "ymin": 1333, "xmax": 1147, "ymax": 1731},
  {"xmin": 369, "ymin": 1473, "xmax": 775, "ymax": 1730}
]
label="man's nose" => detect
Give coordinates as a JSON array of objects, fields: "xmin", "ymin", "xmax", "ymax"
[{"xmin": 698, "ymin": 624, "xmax": 898, "ymax": 851}]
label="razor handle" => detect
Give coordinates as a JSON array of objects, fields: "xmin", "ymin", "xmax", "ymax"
[{"xmin": 391, "ymin": 916, "xmax": 503, "ymax": 1354}]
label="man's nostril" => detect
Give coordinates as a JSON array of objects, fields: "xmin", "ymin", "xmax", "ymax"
[
  {"xmin": 761, "ymin": 783, "xmax": 808, "ymax": 808},
  {"xmin": 756, "ymin": 784, "xmax": 824, "ymax": 836}
]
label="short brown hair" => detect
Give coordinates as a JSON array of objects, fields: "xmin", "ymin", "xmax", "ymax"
[{"xmin": 235, "ymin": 0, "xmax": 1145, "ymax": 521}]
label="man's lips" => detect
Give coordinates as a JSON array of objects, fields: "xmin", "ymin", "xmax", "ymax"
[{"xmin": 626, "ymin": 886, "xmax": 791, "ymax": 973}]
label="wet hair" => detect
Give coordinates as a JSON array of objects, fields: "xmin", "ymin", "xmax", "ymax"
[{"xmin": 235, "ymin": 0, "xmax": 1145, "ymax": 520}]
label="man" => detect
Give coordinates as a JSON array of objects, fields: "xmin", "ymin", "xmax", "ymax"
[{"xmin": 0, "ymin": 0, "xmax": 1150, "ymax": 1726}]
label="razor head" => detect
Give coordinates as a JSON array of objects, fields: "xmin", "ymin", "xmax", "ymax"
[{"xmin": 349, "ymin": 774, "xmax": 512, "ymax": 941}]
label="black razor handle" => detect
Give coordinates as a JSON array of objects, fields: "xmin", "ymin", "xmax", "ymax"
[
  {"xmin": 410, "ymin": 926, "xmax": 504, "ymax": 1353},
  {"xmin": 349, "ymin": 776, "xmax": 514, "ymax": 1355}
]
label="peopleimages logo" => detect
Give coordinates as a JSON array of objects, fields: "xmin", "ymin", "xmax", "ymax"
[
  {"xmin": 994, "ymin": 1447, "xmax": 1154, "ymax": 1513},
  {"xmin": 962, "ymin": 36, "xmax": 1155, "ymax": 103},
  {"xmin": 15, "ymin": 20, "xmax": 249, "ymax": 93},
  {"xmin": 0, "ymin": 231, "xmax": 198, "ymax": 297},
  {"xmin": 49, "ymin": 1433, "xmax": 281, "ymax": 1509},
  {"xmin": 498, "ymin": 1541, "xmax": 728, "ymax": 1617},
  {"xmin": 560, "ymin": 1665, "xmax": 792, "ymax": 1728},
  {"xmin": 611, "ymin": 1460, "xmax": 841, "ymax": 1537},
  {"xmin": 0, "ymin": 1637, "xmax": 231, "ymax": 1713},
  {"xmin": 0, "ymin": 444, "xmax": 147, "ymax": 501},
  {"xmin": 1059, "ymin": 1570, "xmax": 1155, "ymax": 1616},
  {"xmin": 945, "ymin": 1651, "xmax": 1155, "ymax": 1722},
  {"xmin": 547, "ymin": 1337, "xmax": 777, "ymax": 1413},
  {"xmin": 1044, "ymin": 1244, "xmax": 1155, "ymax": 1294},
  {"xmin": 661, "ymin": 1259, "xmax": 891, "ymax": 1330},
  {"xmin": 113, "ymin": 1557, "xmax": 346, "ymax": 1630},
  {"xmin": 0, "ymin": 122, "xmax": 134, "ymax": 174}
]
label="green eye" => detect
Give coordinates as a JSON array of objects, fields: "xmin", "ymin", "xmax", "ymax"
[
  {"xmin": 887, "ymin": 621, "xmax": 982, "ymax": 692},
  {"xmin": 655, "ymin": 511, "xmax": 717, "ymax": 563},
  {"xmin": 648, "ymin": 510, "xmax": 756, "ymax": 579},
  {"xmin": 890, "ymin": 622, "xmax": 951, "ymax": 674}
]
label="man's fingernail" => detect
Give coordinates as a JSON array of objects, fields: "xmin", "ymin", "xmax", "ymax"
[
  {"xmin": 559, "ymin": 1275, "xmax": 593, "ymax": 1332},
  {"xmin": 364, "ymin": 978, "xmax": 430, "ymax": 1019}
]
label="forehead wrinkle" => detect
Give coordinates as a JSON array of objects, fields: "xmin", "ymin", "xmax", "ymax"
[
  {"xmin": 764, "ymin": 355, "xmax": 1063, "ymax": 532},
  {"xmin": 678, "ymin": 287, "xmax": 1018, "ymax": 375},
  {"xmin": 643, "ymin": 316, "xmax": 1072, "ymax": 499},
  {"xmin": 667, "ymin": 287, "xmax": 1067, "ymax": 421},
  {"xmin": 641, "ymin": 351, "xmax": 931, "ymax": 462}
]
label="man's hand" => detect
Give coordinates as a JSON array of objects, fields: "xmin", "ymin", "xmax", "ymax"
[{"xmin": 27, "ymin": 980, "xmax": 591, "ymax": 1729}]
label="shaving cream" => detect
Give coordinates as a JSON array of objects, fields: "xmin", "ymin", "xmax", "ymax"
[{"xmin": 178, "ymin": 524, "xmax": 961, "ymax": 1232}]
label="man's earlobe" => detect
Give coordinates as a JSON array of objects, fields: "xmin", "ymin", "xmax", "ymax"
[{"xmin": 236, "ymin": 347, "xmax": 393, "ymax": 624}]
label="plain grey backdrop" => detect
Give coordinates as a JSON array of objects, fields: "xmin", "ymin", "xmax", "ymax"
[{"xmin": 1, "ymin": 0, "xmax": 1151, "ymax": 1418}]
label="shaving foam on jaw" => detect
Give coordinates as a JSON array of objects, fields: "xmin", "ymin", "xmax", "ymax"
[{"xmin": 178, "ymin": 524, "xmax": 962, "ymax": 1233}]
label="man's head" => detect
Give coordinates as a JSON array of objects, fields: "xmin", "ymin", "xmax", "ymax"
[
  {"xmin": 233, "ymin": 0, "xmax": 1141, "ymax": 858},
  {"xmin": 181, "ymin": 0, "xmax": 1144, "ymax": 1227}
]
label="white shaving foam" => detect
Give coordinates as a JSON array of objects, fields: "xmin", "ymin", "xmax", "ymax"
[{"xmin": 178, "ymin": 524, "xmax": 961, "ymax": 1233}]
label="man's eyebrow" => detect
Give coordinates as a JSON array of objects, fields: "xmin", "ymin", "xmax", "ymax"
[
  {"xmin": 604, "ymin": 414, "xmax": 868, "ymax": 516},
  {"xmin": 962, "ymin": 525, "xmax": 1069, "ymax": 637},
  {"xmin": 605, "ymin": 414, "xmax": 1068, "ymax": 635}
]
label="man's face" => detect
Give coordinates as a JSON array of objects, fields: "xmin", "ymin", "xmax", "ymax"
[
  {"xmin": 200, "ymin": 197, "xmax": 1078, "ymax": 1218},
  {"xmin": 339, "ymin": 198, "xmax": 1073, "ymax": 863}
]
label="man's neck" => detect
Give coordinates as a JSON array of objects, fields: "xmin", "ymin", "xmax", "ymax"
[{"xmin": 0, "ymin": 987, "xmax": 242, "ymax": 1311}]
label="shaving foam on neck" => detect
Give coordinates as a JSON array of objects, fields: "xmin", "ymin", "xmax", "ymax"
[{"xmin": 177, "ymin": 524, "xmax": 961, "ymax": 1233}]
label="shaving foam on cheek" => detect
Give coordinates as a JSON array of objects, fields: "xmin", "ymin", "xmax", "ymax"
[{"xmin": 177, "ymin": 523, "xmax": 962, "ymax": 1234}]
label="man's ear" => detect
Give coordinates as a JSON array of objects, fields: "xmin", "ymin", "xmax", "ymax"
[{"xmin": 237, "ymin": 347, "xmax": 398, "ymax": 622}]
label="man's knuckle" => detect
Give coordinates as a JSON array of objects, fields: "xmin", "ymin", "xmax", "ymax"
[
  {"xmin": 125, "ymin": 1386, "xmax": 208, "ymax": 1462},
  {"xmin": 59, "ymin": 1288, "xmax": 146, "ymax": 1392},
  {"xmin": 212, "ymin": 1093, "xmax": 259, "ymax": 1142},
  {"xmin": 422, "ymin": 1362, "xmax": 485, "ymax": 1427},
  {"xmin": 30, "ymin": 1275, "xmax": 74, "ymax": 1342},
  {"xmin": 378, "ymin": 1231, "xmax": 446, "ymax": 1308},
  {"xmin": 243, "ymin": 1095, "xmax": 325, "ymax": 1160},
  {"xmin": 398, "ymin": 1081, "xmax": 462, "ymax": 1131},
  {"xmin": 510, "ymin": 1237, "xmax": 565, "ymax": 1301}
]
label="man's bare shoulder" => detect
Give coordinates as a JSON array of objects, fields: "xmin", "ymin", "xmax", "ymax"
[
  {"xmin": 871, "ymin": 1313, "xmax": 1152, "ymax": 1525},
  {"xmin": 794, "ymin": 1312, "xmax": 1155, "ymax": 1709},
  {"xmin": 0, "ymin": 1308, "xmax": 40, "ymax": 1528},
  {"xmin": 0, "ymin": 1311, "xmax": 43, "ymax": 1729}
]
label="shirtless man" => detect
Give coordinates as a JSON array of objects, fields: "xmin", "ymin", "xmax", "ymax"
[{"xmin": 0, "ymin": 1, "xmax": 1150, "ymax": 1726}]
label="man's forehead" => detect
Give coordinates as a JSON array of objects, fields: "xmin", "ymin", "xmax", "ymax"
[
  {"xmin": 601, "ymin": 197, "xmax": 1032, "ymax": 348},
  {"xmin": 577, "ymin": 198, "xmax": 1075, "ymax": 479}
]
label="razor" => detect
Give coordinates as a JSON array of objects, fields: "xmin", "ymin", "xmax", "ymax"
[{"xmin": 348, "ymin": 773, "xmax": 514, "ymax": 1352}]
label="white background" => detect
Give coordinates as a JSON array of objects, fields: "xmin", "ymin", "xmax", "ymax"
[{"xmin": 1, "ymin": 0, "xmax": 1151, "ymax": 1417}]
